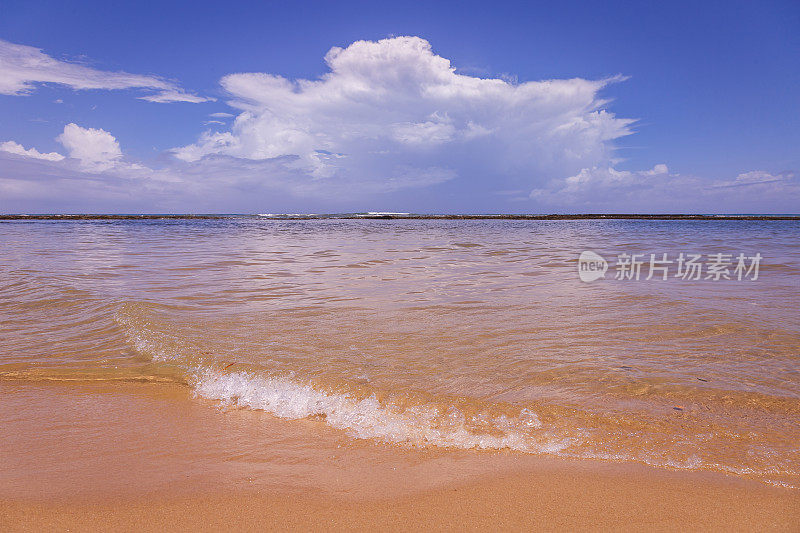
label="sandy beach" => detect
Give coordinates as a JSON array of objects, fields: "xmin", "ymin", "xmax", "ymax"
[
  {"xmin": 3, "ymin": 1, "xmax": 800, "ymax": 528},
  {"xmin": 2, "ymin": 218, "xmax": 799, "ymax": 531},
  {"xmin": 1, "ymin": 380, "xmax": 798, "ymax": 531},
  {"xmin": 3, "ymin": 469, "xmax": 798, "ymax": 532}
]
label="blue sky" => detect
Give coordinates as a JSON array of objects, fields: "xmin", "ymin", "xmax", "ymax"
[{"xmin": 0, "ymin": 0, "xmax": 798, "ymax": 213}]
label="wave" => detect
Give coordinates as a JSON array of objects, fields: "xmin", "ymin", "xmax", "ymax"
[
  {"xmin": 258, "ymin": 213, "xmax": 318, "ymax": 217},
  {"xmin": 116, "ymin": 306, "xmax": 563, "ymax": 452},
  {"xmin": 185, "ymin": 370, "xmax": 798, "ymax": 489},
  {"xmin": 112, "ymin": 303, "xmax": 799, "ymax": 488},
  {"xmin": 191, "ymin": 369, "xmax": 569, "ymax": 453}
]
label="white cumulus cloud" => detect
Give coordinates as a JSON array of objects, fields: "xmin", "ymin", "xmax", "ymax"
[
  {"xmin": 0, "ymin": 39, "xmax": 212, "ymax": 103},
  {"xmin": 56, "ymin": 123, "xmax": 123, "ymax": 171},
  {"xmin": 0, "ymin": 140, "xmax": 64, "ymax": 161},
  {"xmin": 173, "ymin": 36, "xmax": 634, "ymax": 193},
  {"xmin": 2, "ymin": 36, "xmax": 797, "ymax": 213}
]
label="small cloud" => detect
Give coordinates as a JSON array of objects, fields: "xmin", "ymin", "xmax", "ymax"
[
  {"xmin": 209, "ymin": 112, "xmax": 234, "ymax": 118},
  {"xmin": 0, "ymin": 38, "xmax": 211, "ymax": 103},
  {"xmin": 57, "ymin": 123, "xmax": 122, "ymax": 171},
  {"xmin": 0, "ymin": 140, "xmax": 64, "ymax": 161},
  {"xmin": 531, "ymin": 164, "xmax": 799, "ymax": 211},
  {"xmin": 139, "ymin": 90, "xmax": 215, "ymax": 104},
  {"xmin": 493, "ymin": 189, "xmax": 526, "ymax": 196},
  {"xmin": 712, "ymin": 170, "xmax": 794, "ymax": 188}
]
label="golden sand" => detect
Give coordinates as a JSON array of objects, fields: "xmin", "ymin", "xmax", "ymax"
[
  {"xmin": 1, "ymin": 381, "xmax": 797, "ymax": 531},
  {"xmin": 2, "ymin": 219, "xmax": 800, "ymax": 530}
]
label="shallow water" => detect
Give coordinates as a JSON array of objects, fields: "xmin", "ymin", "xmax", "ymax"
[{"xmin": 1, "ymin": 218, "xmax": 798, "ymax": 487}]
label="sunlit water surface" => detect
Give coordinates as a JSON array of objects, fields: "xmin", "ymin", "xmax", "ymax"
[{"xmin": 1, "ymin": 219, "xmax": 798, "ymax": 487}]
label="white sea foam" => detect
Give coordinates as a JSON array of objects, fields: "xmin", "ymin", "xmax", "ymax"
[
  {"xmin": 258, "ymin": 213, "xmax": 317, "ymax": 217},
  {"xmin": 116, "ymin": 308, "xmax": 798, "ymax": 488},
  {"xmin": 192, "ymin": 370, "xmax": 570, "ymax": 453}
]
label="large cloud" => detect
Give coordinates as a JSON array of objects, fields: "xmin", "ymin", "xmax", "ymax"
[
  {"xmin": 1, "ymin": 36, "xmax": 797, "ymax": 213},
  {"xmin": 0, "ymin": 39, "xmax": 212, "ymax": 103},
  {"xmin": 173, "ymin": 36, "xmax": 633, "ymax": 195}
]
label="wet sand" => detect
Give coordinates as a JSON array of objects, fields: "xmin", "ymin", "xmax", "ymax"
[
  {"xmin": 3, "ymin": 470, "xmax": 798, "ymax": 532},
  {"xmin": 1, "ymin": 381, "xmax": 797, "ymax": 531}
]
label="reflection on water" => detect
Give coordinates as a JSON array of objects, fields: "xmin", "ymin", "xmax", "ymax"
[{"xmin": 1, "ymin": 219, "xmax": 799, "ymax": 487}]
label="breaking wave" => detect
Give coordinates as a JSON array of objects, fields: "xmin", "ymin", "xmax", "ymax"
[{"xmin": 192, "ymin": 369, "xmax": 570, "ymax": 453}]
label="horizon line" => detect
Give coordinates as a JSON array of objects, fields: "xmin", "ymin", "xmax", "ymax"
[{"xmin": 2, "ymin": 213, "xmax": 799, "ymax": 221}]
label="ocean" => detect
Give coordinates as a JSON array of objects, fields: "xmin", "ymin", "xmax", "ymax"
[{"xmin": 1, "ymin": 217, "xmax": 798, "ymax": 489}]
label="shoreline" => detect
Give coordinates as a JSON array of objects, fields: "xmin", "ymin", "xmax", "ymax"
[{"xmin": 1, "ymin": 381, "xmax": 798, "ymax": 531}]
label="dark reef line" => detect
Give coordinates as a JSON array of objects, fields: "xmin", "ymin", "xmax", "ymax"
[{"xmin": 1, "ymin": 214, "xmax": 798, "ymax": 221}]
